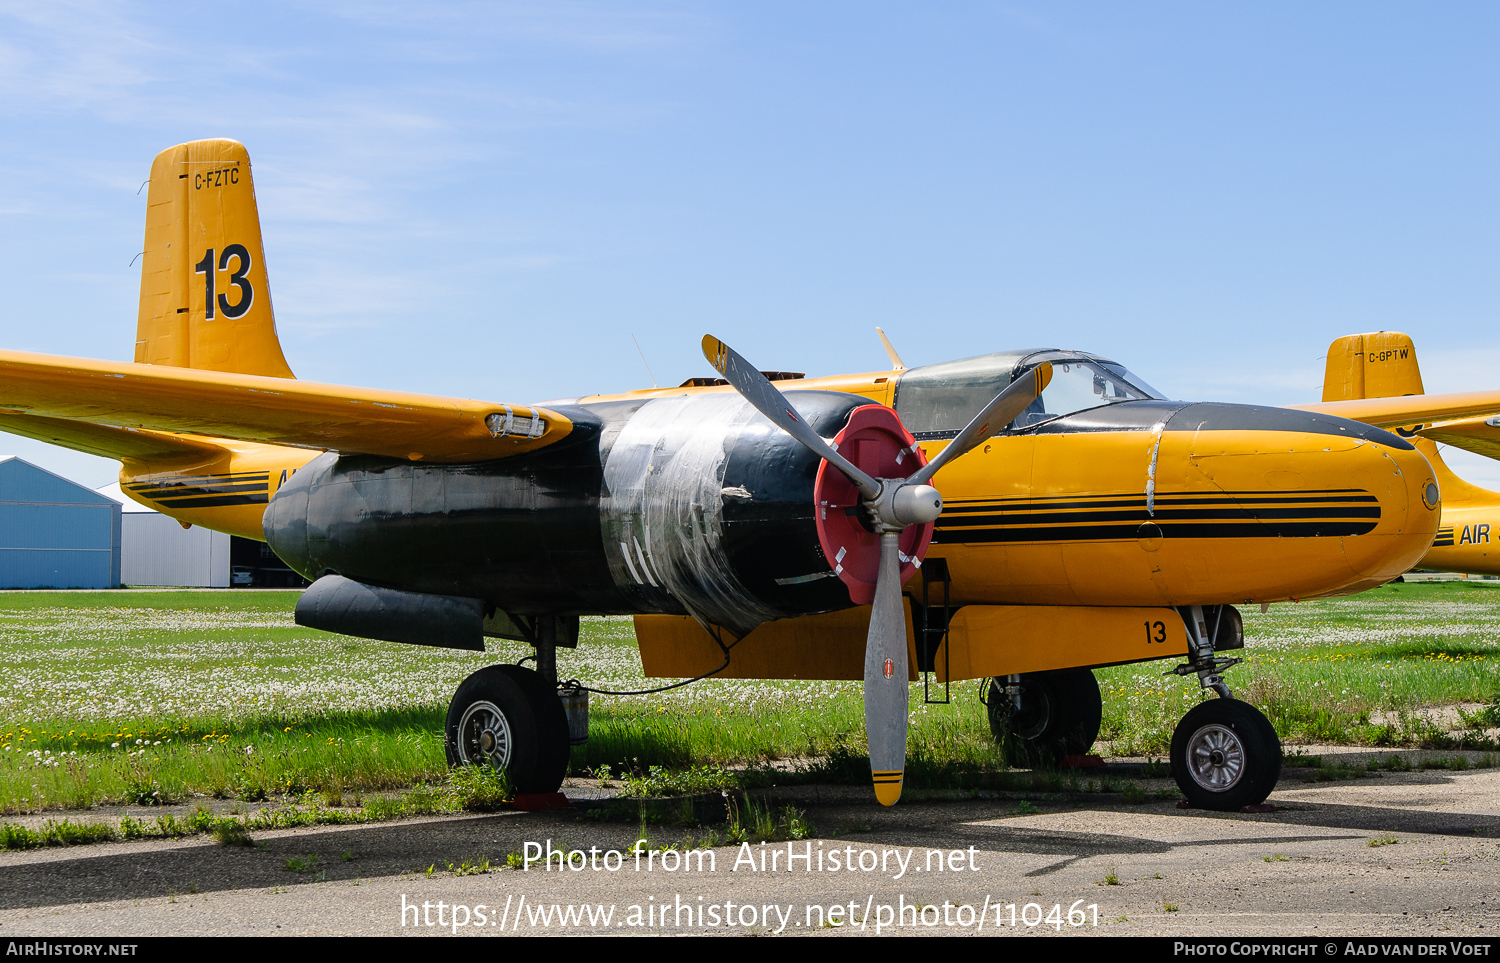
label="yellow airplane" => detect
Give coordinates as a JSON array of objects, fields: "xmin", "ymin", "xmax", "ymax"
[
  {"xmin": 5, "ymin": 140, "xmax": 1493, "ymax": 812},
  {"xmin": 1305, "ymin": 331, "xmax": 1498, "ymax": 576}
]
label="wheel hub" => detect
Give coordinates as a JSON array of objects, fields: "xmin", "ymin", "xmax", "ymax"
[
  {"xmin": 457, "ymin": 700, "xmax": 513, "ymax": 769},
  {"xmin": 1011, "ymin": 686, "xmax": 1052, "ymax": 740},
  {"xmin": 1185, "ymin": 723, "xmax": 1245, "ymax": 791}
]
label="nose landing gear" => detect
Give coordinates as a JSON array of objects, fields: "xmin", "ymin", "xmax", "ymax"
[
  {"xmin": 1166, "ymin": 604, "xmax": 1281, "ymax": 811},
  {"xmin": 1170, "ymin": 697, "xmax": 1281, "ymax": 810}
]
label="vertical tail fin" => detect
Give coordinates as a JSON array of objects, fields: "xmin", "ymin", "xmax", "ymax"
[
  {"xmin": 1323, "ymin": 331, "xmax": 1494, "ymax": 502},
  {"xmin": 135, "ymin": 139, "xmax": 296, "ymax": 379},
  {"xmin": 1321, "ymin": 331, "xmax": 1422, "ymax": 402}
]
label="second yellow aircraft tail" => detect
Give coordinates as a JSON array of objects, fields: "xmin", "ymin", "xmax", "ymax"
[
  {"xmin": 135, "ymin": 139, "xmax": 296, "ymax": 379},
  {"xmin": 1323, "ymin": 331, "xmax": 1495, "ymax": 505},
  {"xmin": 1322, "ymin": 331, "xmax": 1424, "ymax": 402}
]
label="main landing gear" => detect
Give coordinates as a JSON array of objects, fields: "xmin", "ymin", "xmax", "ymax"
[
  {"xmin": 444, "ymin": 615, "xmax": 573, "ymax": 796},
  {"xmin": 986, "ymin": 668, "xmax": 1103, "ymax": 767},
  {"xmin": 1166, "ymin": 604, "xmax": 1281, "ymax": 811},
  {"xmin": 445, "ymin": 665, "xmax": 569, "ymax": 794}
]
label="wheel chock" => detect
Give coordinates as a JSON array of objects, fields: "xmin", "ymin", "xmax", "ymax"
[
  {"xmin": 513, "ymin": 792, "xmax": 570, "ymax": 811},
  {"xmin": 1174, "ymin": 800, "xmax": 1277, "ymax": 813}
]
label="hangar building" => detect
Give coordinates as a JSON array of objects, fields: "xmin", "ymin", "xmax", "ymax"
[
  {"xmin": 96, "ymin": 483, "xmax": 230, "ymax": 587},
  {"xmin": 0, "ymin": 457, "xmax": 121, "ymax": 589}
]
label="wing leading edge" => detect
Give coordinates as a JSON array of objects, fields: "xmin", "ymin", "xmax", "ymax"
[
  {"xmin": 0, "ymin": 348, "xmax": 572, "ymax": 464},
  {"xmin": 1291, "ymin": 392, "xmax": 1500, "ymax": 432}
]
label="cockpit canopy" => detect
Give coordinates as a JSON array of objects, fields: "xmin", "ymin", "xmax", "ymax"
[{"xmin": 893, "ymin": 349, "xmax": 1167, "ymax": 439}]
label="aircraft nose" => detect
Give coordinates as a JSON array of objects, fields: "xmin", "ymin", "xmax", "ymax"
[{"xmin": 1167, "ymin": 403, "xmax": 1439, "ymax": 592}]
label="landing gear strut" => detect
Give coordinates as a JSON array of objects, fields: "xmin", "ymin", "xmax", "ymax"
[
  {"xmin": 1166, "ymin": 604, "xmax": 1280, "ymax": 810},
  {"xmin": 445, "ymin": 615, "xmax": 573, "ymax": 795}
]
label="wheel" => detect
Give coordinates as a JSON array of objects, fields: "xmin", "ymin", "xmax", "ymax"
[
  {"xmin": 444, "ymin": 665, "xmax": 569, "ymax": 795},
  {"xmin": 987, "ymin": 669, "xmax": 1102, "ymax": 767},
  {"xmin": 1169, "ymin": 698, "xmax": 1281, "ymax": 811}
]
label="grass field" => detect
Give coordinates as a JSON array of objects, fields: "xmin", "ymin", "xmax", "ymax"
[{"xmin": 1, "ymin": 582, "xmax": 1497, "ymax": 815}]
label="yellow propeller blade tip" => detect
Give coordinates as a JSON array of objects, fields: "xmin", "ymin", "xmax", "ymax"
[
  {"xmin": 701, "ymin": 335, "xmax": 728, "ymax": 374},
  {"xmin": 872, "ymin": 771, "xmax": 904, "ymax": 807}
]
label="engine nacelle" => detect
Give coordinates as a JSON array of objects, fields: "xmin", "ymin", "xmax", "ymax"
[{"xmin": 263, "ymin": 391, "xmax": 870, "ymax": 636}]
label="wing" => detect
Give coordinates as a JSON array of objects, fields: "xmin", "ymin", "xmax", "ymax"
[
  {"xmin": 1290, "ymin": 392, "xmax": 1500, "ymax": 430},
  {"xmin": 0, "ymin": 410, "xmax": 227, "ymax": 461},
  {"xmin": 0, "ymin": 349, "xmax": 573, "ymax": 464}
]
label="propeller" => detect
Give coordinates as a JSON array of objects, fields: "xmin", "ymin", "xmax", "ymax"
[{"xmin": 702, "ymin": 335, "xmax": 1053, "ymax": 805}]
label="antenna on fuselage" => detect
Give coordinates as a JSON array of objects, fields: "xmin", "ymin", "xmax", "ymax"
[
  {"xmin": 875, "ymin": 327, "xmax": 907, "ymax": 370},
  {"xmin": 631, "ymin": 333, "xmax": 659, "ymax": 388}
]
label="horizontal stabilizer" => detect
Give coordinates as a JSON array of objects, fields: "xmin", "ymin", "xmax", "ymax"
[
  {"xmin": 0, "ymin": 348, "xmax": 572, "ymax": 463},
  {"xmin": 1423, "ymin": 414, "xmax": 1500, "ymax": 462}
]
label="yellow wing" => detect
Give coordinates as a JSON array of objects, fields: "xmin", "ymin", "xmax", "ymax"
[
  {"xmin": 0, "ymin": 409, "xmax": 226, "ymax": 462},
  {"xmin": 0, "ymin": 348, "xmax": 572, "ymax": 464},
  {"xmin": 1291, "ymin": 391, "xmax": 1500, "ymax": 430}
]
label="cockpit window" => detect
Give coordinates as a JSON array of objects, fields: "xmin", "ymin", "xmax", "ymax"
[
  {"xmin": 1099, "ymin": 362, "xmax": 1165, "ymax": 401},
  {"xmin": 892, "ymin": 351, "xmax": 1030, "ymax": 437},
  {"xmin": 1011, "ymin": 360, "xmax": 1161, "ymax": 428},
  {"xmin": 893, "ymin": 350, "xmax": 1168, "ymax": 438}
]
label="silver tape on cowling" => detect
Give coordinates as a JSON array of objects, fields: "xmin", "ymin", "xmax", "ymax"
[{"xmin": 599, "ymin": 394, "xmax": 779, "ymax": 639}]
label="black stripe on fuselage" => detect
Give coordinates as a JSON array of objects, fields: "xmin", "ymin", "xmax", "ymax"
[
  {"xmin": 127, "ymin": 481, "xmax": 269, "ymax": 499},
  {"xmin": 145, "ymin": 493, "xmax": 270, "ymax": 508},
  {"xmin": 940, "ymin": 506, "xmax": 1382, "ymax": 526},
  {"xmin": 126, "ymin": 472, "xmax": 269, "ymax": 487},
  {"xmin": 942, "ymin": 491, "xmax": 1379, "ymax": 514},
  {"xmin": 931, "ymin": 488, "xmax": 1380, "ymax": 543},
  {"xmin": 932, "ymin": 521, "xmax": 1377, "ymax": 543},
  {"xmin": 125, "ymin": 472, "xmax": 270, "ymax": 509}
]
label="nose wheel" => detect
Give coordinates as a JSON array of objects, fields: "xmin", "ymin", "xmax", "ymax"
[
  {"xmin": 1169, "ymin": 698, "xmax": 1281, "ymax": 810},
  {"xmin": 444, "ymin": 664, "xmax": 569, "ymax": 795}
]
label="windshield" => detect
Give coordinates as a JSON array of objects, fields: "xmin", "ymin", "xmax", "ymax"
[
  {"xmin": 1012, "ymin": 359, "xmax": 1159, "ymax": 428},
  {"xmin": 1100, "ymin": 362, "xmax": 1165, "ymax": 401}
]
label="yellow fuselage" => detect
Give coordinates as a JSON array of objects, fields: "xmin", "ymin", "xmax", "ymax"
[
  {"xmin": 1422, "ymin": 504, "xmax": 1496, "ymax": 575},
  {"xmin": 118, "ymin": 441, "xmax": 319, "ymax": 540},
  {"xmin": 924, "ymin": 426, "xmax": 1436, "ymax": 606},
  {"xmin": 1408, "ymin": 437, "xmax": 1499, "ymax": 577}
]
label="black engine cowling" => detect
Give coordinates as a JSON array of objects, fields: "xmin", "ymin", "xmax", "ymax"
[{"xmin": 262, "ymin": 391, "xmax": 868, "ymax": 637}]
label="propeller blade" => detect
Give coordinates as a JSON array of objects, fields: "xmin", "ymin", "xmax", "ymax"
[
  {"xmin": 909, "ymin": 362, "xmax": 1053, "ymax": 486},
  {"xmin": 875, "ymin": 327, "xmax": 907, "ymax": 370},
  {"xmin": 865, "ymin": 531, "xmax": 908, "ymax": 806},
  {"xmin": 703, "ymin": 335, "xmax": 881, "ymax": 500}
]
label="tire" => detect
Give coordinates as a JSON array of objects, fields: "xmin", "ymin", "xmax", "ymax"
[
  {"xmin": 445, "ymin": 665, "xmax": 569, "ymax": 795},
  {"xmin": 987, "ymin": 669, "xmax": 1103, "ymax": 767},
  {"xmin": 1169, "ymin": 698, "xmax": 1282, "ymax": 811}
]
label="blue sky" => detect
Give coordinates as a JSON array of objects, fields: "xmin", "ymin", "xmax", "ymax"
[{"xmin": 3, "ymin": 2, "xmax": 1499, "ymax": 487}]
